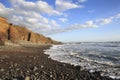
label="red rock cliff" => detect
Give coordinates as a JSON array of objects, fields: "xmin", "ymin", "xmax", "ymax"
[{"xmin": 0, "ymin": 17, "xmax": 61, "ymax": 45}]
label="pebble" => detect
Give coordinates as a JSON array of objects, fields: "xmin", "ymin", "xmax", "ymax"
[
  {"xmin": 0, "ymin": 46, "xmax": 113, "ymax": 80},
  {"xmin": 27, "ymin": 70, "xmax": 30, "ymax": 73},
  {"xmin": 50, "ymin": 75, "xmax": 53, "ymax": 78},
  {"xmin": 25, "ymin": 76, "xmax": 30, "ymax": 80},
  {"xmin": 13, "ymin": 78, "xmax": 17, "ymax": 80},
  {"xmin": 0, "ymin": 68, "xmax": 4, "ymax": 72},
  {"xmin": 14, "ymin": 63, "xmax": 18, "ymax": 67},
  {"xmin": 33, "ymin": 57, "xmax": 36, "ymax": 60},
  {"xmin": 35, "ymin": 73, "xmax": 39, "ymax": 76},
  {"xmin": 16, "ymin": 68, "xmax": 19, "ymax": 71},
  {"xmin": 33, "ymin": 66, "xmax": 38, "ymax": 71},
  {"xmin": 41, "ymin": 65, "xmax": 44, "ymax": 68}
]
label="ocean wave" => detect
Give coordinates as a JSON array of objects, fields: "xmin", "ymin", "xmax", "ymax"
[{"xmin": 45, "ymin": 42, "xmax": 120, "ymax": 79}]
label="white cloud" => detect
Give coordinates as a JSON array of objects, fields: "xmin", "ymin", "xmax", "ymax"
[
  {"xmin": 99, "ymin": 18, "xmax": 112, "ymax": 25},
  {"xmin": 47, "ymin": 13, "xmax": 120, "ymax": 34},
  {"xmin": 59, "ymin": 18, "xmax": 68, "ymax": 23},
  {"xmin": 0, "ymin": 3, "xmax": 12, "ymax": 18},
  {"xmin": 84, "ymin": 21, "xmax": 97, "ymax": 28},
  {"xmin": 0, "ymin": 0, "xmax": 120, "ymax": 35},
  {"xmin": 46, "ymin": 20, "xmax": 97, "ymax": 34},
  {"xmin": 115, "ymin": 13, "xmax": 120, "ymax": 19},
  {"xmin": 0, "ymin": 1, "xmax": 60, "ymax": 34},
  {"xmin": 79, "ymin": 0, "xmax": 87, "ymax": 3},
  {"xmin": 10, "ymin": 0, "xmax": 62, "ymax": 15},
  {"xmin": 97, "ymin": 13, "xmax": 120, "ymax": 25},
  {"xmin": 51, "ymin": 20, "xmax": 60, "ymax": 27},
  {"xmin": 55, "ymin": 0, "xmax": 82, "ymax": 11}
]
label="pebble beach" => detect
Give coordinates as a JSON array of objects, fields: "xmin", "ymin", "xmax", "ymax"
[{"xmin": 0, "ymin": 44, "xmax": 114, "ymax": 80}]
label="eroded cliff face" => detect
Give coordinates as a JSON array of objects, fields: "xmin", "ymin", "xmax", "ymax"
[{"xmin": 0, "ymin": 17, "xmax": 60, "ymax": 45}]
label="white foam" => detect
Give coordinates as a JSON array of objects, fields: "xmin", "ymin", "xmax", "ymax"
[{"xmin": 44, "ymin": 42, "xmax": 120, "ymax": 79}]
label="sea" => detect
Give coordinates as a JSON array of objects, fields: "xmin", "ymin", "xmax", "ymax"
[{"xmin": 45, "ymin": 42, "xmax": 120, "ymax": 79}]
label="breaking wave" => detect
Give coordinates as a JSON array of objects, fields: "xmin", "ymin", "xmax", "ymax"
[{"xmin": 45, "ymin": 42, "xmax": 120, "ymax": 79}]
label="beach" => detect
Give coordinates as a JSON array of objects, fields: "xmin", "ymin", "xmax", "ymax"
[{"xmin": 0, "ymin": 44, "xmax": 113, "ymax": 80}]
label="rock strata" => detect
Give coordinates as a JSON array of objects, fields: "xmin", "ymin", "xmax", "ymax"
[{"xmin": 0, "ymin": 17, "xmax": 61, "ymax": 45}]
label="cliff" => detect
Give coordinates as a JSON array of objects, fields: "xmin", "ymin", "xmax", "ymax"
[{"xmin": 0, "ymin": 17, "xmax": 61, "ymax": 45}]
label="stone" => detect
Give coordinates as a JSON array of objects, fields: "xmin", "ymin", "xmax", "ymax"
[
  {"xmin": 33, "ymin": 66, "xmax": 38, "ymax": 71},
  {"xmin": 33, "ymin": 57, "xmax": 36, "ymax": 60},
  {"xmin": 0, "ymin": 68, "xmax": 4, "ymax": 72},
  {"xmin": 14, "ymin": 63, "xmax": 18, "ymax": 67},
  {"xmin": 25, "ymin": 76, "xmax": 30, "ymax": 80},
  {"xmin": 41, "ymin": 65, "xmax": 44, "ymax": 68},
  {"xmin": 50, "ymin": 75, "xmax": 53, "ymax": 78},
  {"xmin": 12, "ymin": 78, "xmax": 17, "ymax": 80}
]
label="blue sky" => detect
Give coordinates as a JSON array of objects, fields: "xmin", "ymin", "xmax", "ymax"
[{"xmin": 0, "ymin": 0, "xmax": 120, "ymax": 42}]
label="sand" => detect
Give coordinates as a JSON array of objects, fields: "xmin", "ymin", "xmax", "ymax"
[{"xmin": 0, "ymin": 44, "xmax": 114, "ymax": 80}]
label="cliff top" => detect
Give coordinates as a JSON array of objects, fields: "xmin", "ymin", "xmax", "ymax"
[{"xmin": 0, "ymin": 17, "xmax": 7, "ymax": 23}]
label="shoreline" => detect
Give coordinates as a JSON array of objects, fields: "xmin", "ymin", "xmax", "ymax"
[{"xmin": 0, "ymin": 44, "xmax": 114, "ymax": 80}]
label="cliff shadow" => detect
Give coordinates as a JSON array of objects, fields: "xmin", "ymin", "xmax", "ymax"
[
  {"xmin": 7, "ymin": 23, "xmax": 12, "ymax": 40},
  {"xmin": 28, "ymin": 32, "xmax": 31, "ymax": 41},
  {"xmin": 7, "ymin": 28, "xmax": 11, "ymax": 40}
]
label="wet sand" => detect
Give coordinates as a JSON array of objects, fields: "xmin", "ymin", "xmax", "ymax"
[{"xmin": 0, "ymin": 44, "xmax": 114, "ymax": 80}]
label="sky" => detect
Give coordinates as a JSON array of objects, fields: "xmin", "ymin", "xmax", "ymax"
[{"xmin": 0, "ymin": 0, "xmax": 120, "ymax": 42}]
